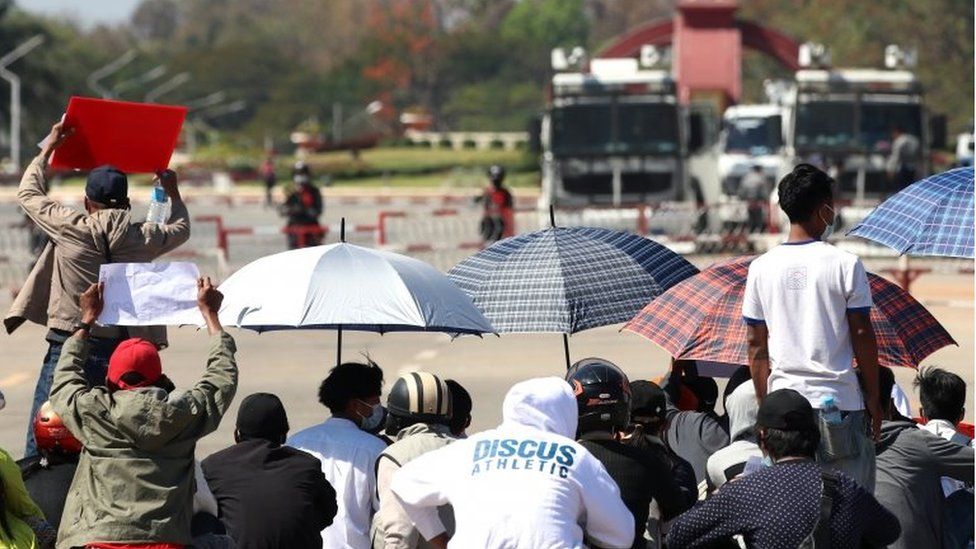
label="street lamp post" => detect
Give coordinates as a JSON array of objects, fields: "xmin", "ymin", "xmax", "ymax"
[
  {"xmin": 0, "ymin": 35, "xmax": 45, "ymax": 172},
  {"xmin": 145, "ymin": 72, "xmax": 190, "ymax": 103},
  {"xmin": 111, "ymin": 64, "xmax": 167, "ymax": 97},
  {"xmin": 87, "ymin": 49, "xmax": 138, "ymax": 98}
]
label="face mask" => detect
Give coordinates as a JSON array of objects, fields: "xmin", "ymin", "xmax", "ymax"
[
  {"xmin": 356, "ymin": 399, "xmax": 385, "ymax": 432},
  {"xmin": 762, "ymin": 455, "xmax": 774, "ymax": 467},
  {"xmin": 819, "ymin": 205, "xmax": 836, "ymax": 241},
  {"xmin": 294, "ymin": 175, "xmax": 310, "ymax": 185}
]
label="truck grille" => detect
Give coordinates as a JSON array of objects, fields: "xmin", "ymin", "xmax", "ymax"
[{"xmin": 562, "ymin": 172, "xmax": 673, "ymax": 197}]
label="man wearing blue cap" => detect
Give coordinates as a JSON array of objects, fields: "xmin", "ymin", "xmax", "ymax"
[{"xmin": 4, "ymin": 120, "xmax": 191, "ymax": 458}]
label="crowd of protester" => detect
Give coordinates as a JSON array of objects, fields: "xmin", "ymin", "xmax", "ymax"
[{"xmin": 0, "ymin": 122, "xmax": 972, "ymax": 548}]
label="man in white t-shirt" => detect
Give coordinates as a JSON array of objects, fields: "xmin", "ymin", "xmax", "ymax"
[{"xmin": 743, "ymin": 163, "xmax": 882, "ymax": 491}]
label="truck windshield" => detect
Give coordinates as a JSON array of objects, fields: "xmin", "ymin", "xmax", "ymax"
[
  {"xmin": 795, "ymin": 102, "xmax": 857, "ymax": 150},
  {"xmin": 860, "ymin": 103, "xmax": 922, "ymax": 152},
  {"xmin": 616, "ymin": 103, "xmax": 679, "ymax": 154},
  {"xmin": 550, "ymin": 102, "xmax": 678, "ymax": 155},
  {"xmin": 725, "ymin": 115, "xmax": 782, "ymax": 154}
]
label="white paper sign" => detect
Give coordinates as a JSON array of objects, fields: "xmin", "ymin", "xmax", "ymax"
[{"xmin": 98, "ymin": 262, "xmax": 203, "ymax": 326}]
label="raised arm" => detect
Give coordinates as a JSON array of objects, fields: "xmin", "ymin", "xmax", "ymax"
[
  {"xmin": 48, "ymin": 283, "xmax": 105, "ymax": 445},
  {"xmin": 140, "ymin": 169, "xmax": 191, "ymax": 256},
  {"xmin": 17, "ymin": 121, "xmax": 85, "ymax": 243},
  {"xmin": 175, "ymin": 278, "xmax": 238, "ymax": 441}
]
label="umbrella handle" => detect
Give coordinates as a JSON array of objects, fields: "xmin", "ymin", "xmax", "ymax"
[
  {"xmin": 563, "ymin": 333, "xmax": 571, "ymax": 370},
  {"xmin": 337, "ymin": 326, "xmax": 342, "ymax": 366}
]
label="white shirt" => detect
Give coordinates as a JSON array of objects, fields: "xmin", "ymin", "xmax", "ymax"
[
  {"xmin": 391, "ymin": 377, "xmax": 634, "ymax": 549},
  {"xmin": 288, "ymin": 417, "xmax": 388, "ymax": 549},
  {"xmin": 743, "ymin": 240, "xmax": 873, "ymax": 410}
]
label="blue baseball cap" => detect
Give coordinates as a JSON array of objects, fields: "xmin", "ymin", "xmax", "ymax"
[{"xmin": 85, "ymin": 165, "xmax": 128, "ymax": 207}]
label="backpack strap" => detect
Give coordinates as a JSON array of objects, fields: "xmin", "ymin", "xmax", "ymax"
[{"xmin": 813, "ymin": 470, "xmax": 840, "ymax": 549}]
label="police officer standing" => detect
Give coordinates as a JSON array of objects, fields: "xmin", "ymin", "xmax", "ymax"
[
  {"xmin": 280, "ymin": 161, "xmax": 324, "ymax": 248},
  {"xmin": 479, "ymin": 165, "xmax": 514, "ymax": 243}
]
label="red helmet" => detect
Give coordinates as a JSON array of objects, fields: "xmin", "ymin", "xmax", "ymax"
[{"xmin": 34, "ymin": 402, "xmax": 81, "ymax": 455}]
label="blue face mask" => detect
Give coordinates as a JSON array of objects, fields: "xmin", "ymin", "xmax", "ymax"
[
  {"xmin": 762, "ymin": 455, "xmax": 774, "ymax": 467},
  {"xmin": 819, "ymin": 205, "xmax": 836, "ymax": 241},
  {"xmin": 356, "ymin": 400, "xmax": 385, "ymax": 432}
]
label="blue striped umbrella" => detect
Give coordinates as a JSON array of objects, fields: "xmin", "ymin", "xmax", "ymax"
[
  {"xmin": 848, "ymin": 167, "xmax": 974, "ymax": 258},
  {"xmin": 448, "ymin": 226, "xmax": 699, "ymax": 367}
]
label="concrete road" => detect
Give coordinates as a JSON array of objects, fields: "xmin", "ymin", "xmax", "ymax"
[{"xmin": 0, "ymin": 270, "xmax": 970, "ymax": 460}]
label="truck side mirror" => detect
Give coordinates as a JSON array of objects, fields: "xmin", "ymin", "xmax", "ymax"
[{"xmin": 929, "ymin": 114, "xmax": 948, "ymax": 150}]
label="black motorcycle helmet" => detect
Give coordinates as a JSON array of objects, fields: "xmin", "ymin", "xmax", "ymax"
[
  {"xmin": 566, "ymin": 358, "xmax": 632, "ymax": 436},
  {"xmin": 487, "ymin": 164, "xmax": 506, "ymax": 185},
  {"xmin": 293, "ymin": 161, "xmax": 311, "ymax": 184}
]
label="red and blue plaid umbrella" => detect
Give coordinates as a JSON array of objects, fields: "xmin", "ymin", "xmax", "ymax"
[
  {"xmin": 848, "ymin": 167, "xmax": 974, "ymax": 258},
  {"xmin": 624, "ymin": 256, "xmax": 955, "ymax": 369}
]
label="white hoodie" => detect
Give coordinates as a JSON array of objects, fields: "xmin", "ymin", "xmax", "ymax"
[{"xmin": 391, "ymin": 377, "xmax": 634, "ymax": 549}]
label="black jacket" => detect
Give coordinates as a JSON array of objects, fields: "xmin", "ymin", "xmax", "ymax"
[
  {"xmin": 581, "ymin": 437, "xmax": 693, "ymax": 549},
  {"xmin": 202, "ymin": 439, "xmax": 338, "ymax": 549}
]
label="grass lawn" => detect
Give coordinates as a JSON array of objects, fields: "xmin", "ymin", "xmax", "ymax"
[{"xmin": 301, "ymin": 147, "xmax": 535, "ymax": 175}]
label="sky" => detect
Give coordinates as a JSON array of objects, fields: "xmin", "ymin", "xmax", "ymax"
[{"xmin": 16, "ymin": 0, "xmax": 141, "ymax": 27}]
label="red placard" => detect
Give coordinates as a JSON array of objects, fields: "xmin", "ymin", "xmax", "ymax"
[{"xmin": 50, "ymin": 96, "xmax": 188, "ymax": 173}]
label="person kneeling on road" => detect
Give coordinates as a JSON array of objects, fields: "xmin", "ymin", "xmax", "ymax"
[
  {"xmin": 49, "ymin": 278, "xmax": 238, "ymax": 549},
  {"xmin": 568, "ymin": 359, "xmax": 693, "ymax": 549},
  {"xmin": 372, "ymin": 372, "xmax": 458, "ymax": 548},
  {"xmin": 203, "ymin": 392, "xmax": 337, "ymax": 549},
  {"xmin": 666, "ymin": 389, "xmax": 899, "ymax": 549},
  {"xmin": 391, "ymin": 376, "xmax": 634, "ymax": 549}
]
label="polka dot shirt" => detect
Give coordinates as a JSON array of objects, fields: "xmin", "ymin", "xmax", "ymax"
[{"xmin": 665, "ymin": 460, "xmax": 900, "ymax": 549}]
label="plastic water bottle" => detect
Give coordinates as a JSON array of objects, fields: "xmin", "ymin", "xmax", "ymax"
[
  {"xmin": 145, "ymin": 185, "xmax": 171, "ymax": 224},
  {"xmin": 821, "ymin": 395, "xmax": 842, "ymax": 425}
]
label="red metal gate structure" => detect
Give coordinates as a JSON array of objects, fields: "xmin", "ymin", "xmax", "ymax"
[{"xmin": 596, "ymin": 0, "xmax": 800, "ymax": 109}]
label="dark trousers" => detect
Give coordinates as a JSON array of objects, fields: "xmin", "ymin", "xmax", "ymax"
[{"xmin": 26, "ymin": 330, "xmax": 121, "ymax": 458}]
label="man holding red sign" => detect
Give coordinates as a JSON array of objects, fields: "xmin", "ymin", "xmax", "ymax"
[{"xmin": 4, "ymin": 120, "xmax": 191, "ymax": 458}]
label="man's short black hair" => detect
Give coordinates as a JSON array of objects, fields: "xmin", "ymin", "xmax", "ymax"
[
  {"xmin": 915, "ymin": 366, "xmax": 966, "ymax": 422},
  {"xmin": 446, "ymin": 379, "xmax": 472, "ymax": 435},
  {"xmin": 318, "ymin": 361, "xmax": 383, "ymax": 415},
  {"xmin": 777, "ymin": 163, "xmax": 834, "ymax": 223},
  {"xmin": 760, "ymin": 425, "xmax": 820, "ymax": 460}
]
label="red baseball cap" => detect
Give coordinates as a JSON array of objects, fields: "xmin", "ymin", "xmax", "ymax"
[{"xmin": 108, "ymin": 338, "xmax": 162, "ymax": 390}]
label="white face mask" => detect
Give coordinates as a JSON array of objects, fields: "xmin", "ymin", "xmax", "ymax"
[
  {"xmin": 356, "ymin": 399, "xmax": 385, "ymax": 431},
  {"xmin": 819, "ymin": 205, "xmax": 836, "ymax": 241}
]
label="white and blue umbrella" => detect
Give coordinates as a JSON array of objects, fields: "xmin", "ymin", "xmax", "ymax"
[
  {"xmin": 448, "ymin": 223, "xmax": 699, "ymax": 367},
  {"xmin": 848, "ymin": 167, "xmax": 974, "ymax": 258},
  {"xmin": 216, "ymin": 240, "xmax": 495, "ymax": 364}
]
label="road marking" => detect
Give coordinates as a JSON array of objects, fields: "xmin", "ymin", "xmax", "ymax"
[
  {"xmin": 413, "ymin": 349, "xmax": 438, "ymax": 361},
  {"xmin": 0, "ymin": 372, "xmax": 32, "ymax": 388}
]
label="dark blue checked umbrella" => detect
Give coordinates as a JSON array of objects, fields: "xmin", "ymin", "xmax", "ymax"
[
  {"xmin": 848, "ymin": 167, "xmax": 974, "ymax": 258},
  {"xmin": 448, "ymin": 215, "xmax": 699, "ymax": 368}
]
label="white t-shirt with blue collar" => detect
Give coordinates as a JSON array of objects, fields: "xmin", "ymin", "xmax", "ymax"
[{"xmin": 743, "ymin": 240, "xmax": 873, "ymax": 410}]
